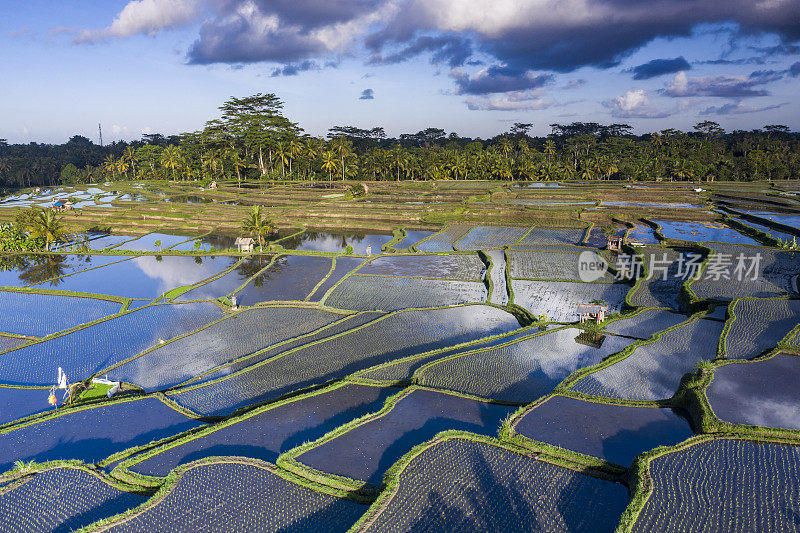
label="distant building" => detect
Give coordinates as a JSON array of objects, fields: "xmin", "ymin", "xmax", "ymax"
[
  {"xmin": 577, "ymin": 304, "xmax": 608, "ymax": 324},
  {"xmin": 235, "ymin": 237, "xmax": 255, "ymax": 253}
]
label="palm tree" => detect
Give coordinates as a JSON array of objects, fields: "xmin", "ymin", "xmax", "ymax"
[
  {"xmin": 390, "ymin": 145, "xmax": 408, "ymax": 181},
  {"xmin": 321, "ymin": 150, "xmax": 338, "ymax": 182},
  {"xmin": 124, "ymin": 147, "xmax": 137, "ymax": 179},
  {"xmin": 275, "ymin": 141, "xmax": 289, "ymax": 180},
  {"xmin": 27, "ymin": 209, "xmax": 65, "ymax": 251},
  {"xmin": 240, "ymin": 205, "xmax": 273, "ymax": 250},
  {"xmin": 544, "ymin": 140, "xmax": 557, "ymax": 166},
  {"xmin": 115, "ymin": 157, "xmax": 129, "ymax": 179},
  {"xmin": 103, "ymin": 155, "xmax": 117, "ymax": 179},
  {"xmin": 161, "ymin": 146, "xmax": 181, "ymax": 180}
]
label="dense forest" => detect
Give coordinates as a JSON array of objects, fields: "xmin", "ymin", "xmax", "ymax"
[{"xmin": 1, "ymin": 93, "xmax": 798, "ymax": 190}]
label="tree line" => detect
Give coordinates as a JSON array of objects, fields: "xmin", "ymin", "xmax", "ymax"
[{"xmin": 1, "ymin": 93, "xmax": 798, "ymax": 190}]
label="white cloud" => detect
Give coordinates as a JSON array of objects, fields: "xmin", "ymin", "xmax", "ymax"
[
  {"xmin": 112, "ymin": 124, "xmax": 129, "ymax": 135},
  {"xmin": 603, "ymin": 89, "xmax": 671, "ymax": 118},
  {"xmin": 75, "ymin": 0, "xmax": 199, "ymax": 43},
  {"xmin": 465, "ymin": 90, "xmax": 553, "ymax": 111}
]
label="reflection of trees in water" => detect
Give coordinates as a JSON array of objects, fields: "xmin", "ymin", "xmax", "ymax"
[
  {"xmin": 235, "ymin": 255, "xmax": 276, "ymax": 287},
  {"xmin": 200, "ymin": 234, "xmax": 237, "ymax": 250},
  {"xmin": 0, "ymin": 254, "xmax": 71, "ymax": 287},
  {"xmin": 282, "ymin": 231, "xmax": 369, "ymax": 250}
]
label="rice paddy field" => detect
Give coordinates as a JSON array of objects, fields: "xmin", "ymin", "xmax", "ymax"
[{"xmin": 0, "ymin": 180, "xmax": 798, "ymax": 532}]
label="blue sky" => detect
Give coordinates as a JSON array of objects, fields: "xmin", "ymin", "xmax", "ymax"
[{"xmin": 1, "ymin": 0, "xmax": 799, "ymax": 144}]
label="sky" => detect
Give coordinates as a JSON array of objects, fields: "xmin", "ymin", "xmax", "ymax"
[{"xmin": 1, "ymin": 0, "xmax": 799, "ymax": 144}]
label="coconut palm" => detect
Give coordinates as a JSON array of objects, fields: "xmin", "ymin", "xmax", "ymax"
[
  {"xmin": 27, "ymin": 209, "xmax": 65, "ymax": 251},
  {"xmin": 240, "ymin": 205, "xmax": 273, "ymax": 250},
  {"xmin": 321, "ymin": 150, "xmax": 338, "ymax": 182},
  {"xmin": 161, "ymin": 146, "xmax": 181, "ymax": 180}
]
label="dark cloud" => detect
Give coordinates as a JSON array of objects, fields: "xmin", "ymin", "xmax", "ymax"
[
  {"xmin": 694, "ymin": 57, "xmax": 766, "ymax": 66},
  {"xmin": 188, "ymin": 12, "xmax": 326, "ymax": 64},
  {"xmin": 359, "ymin": 89, "xmax": 375, "ymax": 100},
  {"xmin": 450, "ymin": 66, "xmax": 553, "ymax": 95},
  {"xmin": 375, "ymin": 1, "xmax": 800, "ymax": 73},
  {"xmin": 181, "ymin": 0, "xmax": 800, "ymax": 96},
  {"xmin": 630, "ymin": 57, "xmax": 691, "ymax": 80},
  {"xmin": 699, "ymin": 102, "xmax": 786, "ymax": 115},
  {"xmin": 561, "ymin": 79, "xmax": 587, "ymax": 90},
  {"xmin": 790, "ymin": 62, "xmax": 800, "ymax": 77},
  {"xmin": 369, "ymin": 34, "xmax": 472, "ymax": 68},
  {"xmin": 270, "ymin": 60, "xmax": 318, "ymax": 77},
  {"xmin": 663, "ymin": 70, "xmax": 784, "ymax": 98},
  {"xmin": 749, "ymin": 43, "xmax": 800, "ymax": 56}
]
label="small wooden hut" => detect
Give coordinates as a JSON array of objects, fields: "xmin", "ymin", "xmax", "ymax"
[
  {"xmin": 235, "ymin": 237, "xmax": 255, "ymax": 253},
  {"xmin": 607, "ymin": 236, "xmax": 623, "ymax": 251},
  {"xmin": 577, "ymin": 304, "xmax": 608, "ymax": 324}
]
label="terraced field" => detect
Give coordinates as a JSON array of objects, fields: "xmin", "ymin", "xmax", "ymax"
[
  {"xmin": 571, "ymin": 317, "xmax": 724, "ymax": 401},
  {"xmin": 632, "ymin": 439, "xmax": 800, "ymax": 532},
  {"xmin": 1, "ymin": 183, "xmax": 798, "ymax": 531}
]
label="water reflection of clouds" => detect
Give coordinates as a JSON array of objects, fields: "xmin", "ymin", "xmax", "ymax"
[
  {"xmin": 513, "ymin": 329, "xmax": 634, "ymax": 380},
  {"xmin": 132, "ymin": 256, "xmax": 230, "ymax": 295},
  {"xmin": 708, "ymin": 356, "xmax": 800, "ymax": 430}
]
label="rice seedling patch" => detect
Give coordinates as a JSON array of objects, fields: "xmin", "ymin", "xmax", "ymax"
[
  {"xmin": 514, "ymin": 396, "xmax": 693, "ymax": 466},
  {"xmin": 724, "ymin": 299, "xmax": 800, "ymax": 360},
  {"xmin": 511, "ymin": 281, "xmax": 630, "ymax": 322},
  {"xmin": 295, "ymin": 389, "xmax": 515, "ymax": 485},
  {"xmin": 107, "ymin": 460, "xmax": 366, "ymax": 532},
  {"xmin": 129, "ymin": 384, "xmax": 396, "ymax": 478},
  {"xmin": 111, "ymin": 307, "xmax": 344, "ymax": 391},
  {"xmin": 572, "ymin": 318, "xmax": 724, "ymax": 401},
  {"xmin": 355, "ymin": 327, "xmax": 535, "ymax": 384},
  {"xmin": 359, "ymin": 255, "xmax": 485, "ymax": 281},
  {"xmin": 516, "ymin": 228, "xmax": 586, "ymax": 245},
  {"xmin": 415, "ymin": 226, "xmax": 473, "ymax": 252},
  {"xmin": 486, "ymin": 249, "xmax": 508, "ymax": 305},
  {"xmin": 363, "ymin": 437, "xmax": 628, "ymax": 532},
  {"xmin": 0, "ymin": 302, "xmax": 222, "ymax": 386},
  {"xmin": 167, "ymin": 306, "xmax": 520, "ymax": 416},
  {"xmin": 0, "ymin": 397, "xmax": 204, "ymax": 473},
  {"xmin": 31, "ymin": 256, "xmax": 233, "ymax": 299},
  {"xmin": 739, "ymin": 211, "xmax": 800, "ymax": 231},
  {"xmin": 655, "ymin": 220, "xmax": 761, "ymax": 245},
  {"xmin": 418, "ymin": 328, "xmax": 635, "ymax": 403},
  {"xmin": 627, "ymin": 248, "xmax": 693, "ymax": 310},
  {"xmin": 308, "ymin": 257, "xmax": 366, "ymax": 301},
  {"xmin": 706, "ymin": 355, "xmax": 800, "ymax": 430},
  {"xmin": 454, "ymin": 226, "xmax": 530, "ymax": 250},
  {"xmin": 393, "ymin": 230, "xmax": 435, "ymax": 250},
  {"xmin": 628, "ymin": 225, "xmax": 659, "ymax": 245},
  {"xmin": 603, "ymin": 310, "xmax": 687, "ymax": 340},
  {"xmin": 691, "ymin": 246, "xmax": 798, "ymax": 301},
  {"xmin": 508, "ymin": 249, "xmax": 615, "ymax": 281},
  {"xmin": 0, "ymin": 468, "xmax": 146, "ymax": 533},
  {"xmin": 730, "ymin": 217, "xmax": 797, "ymax": 245},
  {"xmin": 326, "ymin": 275, "xmax": 487, "ymax": 311},
  {"xmin": 196, "ymin": 312, "xmax": 385, "ymax": 385},
  {"xmin": 0, "ymin": 386, "xmax": 49, "ymax": 426},
  {"xmin": 0, "ymin": 290, "xmax": 121, "ymax": 337},
  {"xmin": 0, "ymin": 336, "xmax": 29, "ymax": 352},
  {"xmin": 632, "ymin": 439, "xmax": 800, "ymax": 532},
  {"xmin": 235, "ymin": 255, "xmax": 333, "ymax": 303}
]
